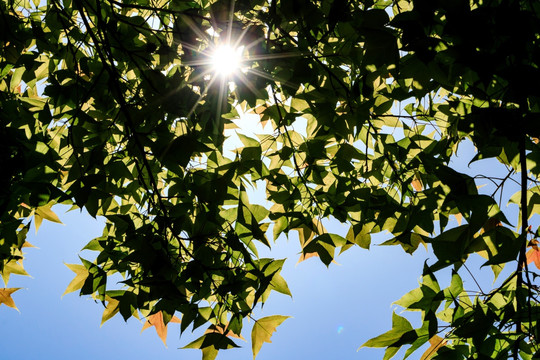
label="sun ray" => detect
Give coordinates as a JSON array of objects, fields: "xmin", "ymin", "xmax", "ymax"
[
  {"xmin": 186, "ymin": 75, "xmax": 219, "ymax": 119},
  {"xmin": 226, "ymin": 0, "xmax": 236, "ymax": 45},
  {"xmin": 168, "ymin": 0, "xmax": 318, "ymax": 131},
  {"xmin": 235, "ymin": 72, "xmax": 266, "ymax": 99},
  {"xmin": 246, "ymin": 68, "xmax": 300, "ymax": 90},
  {"xmin": 178, "ymin": 13, "xmax": 212, "ymax": 46},
  {"xmin": 246, "ymin": 52, "xmax": 308, "ymax": 61},
  {"xmin": 238, "ymin": 33, "xmax": 266, "ymax": 53},
  {"xmin": 215, "ymin": 75, "xmax": 228, "ymax": 129}
]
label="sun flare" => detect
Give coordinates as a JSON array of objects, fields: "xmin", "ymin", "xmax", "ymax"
[{"xmin": 211, "ymin": 44, "xmax": 244, "ymax": 77}]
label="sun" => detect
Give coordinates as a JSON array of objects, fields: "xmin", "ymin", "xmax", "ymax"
[{"xmin": 210, "ymin": 44, "xmax": 245, "ymax": 77}]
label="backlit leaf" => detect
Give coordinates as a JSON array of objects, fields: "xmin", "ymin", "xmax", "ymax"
[
  {"xmin": 34, "ymin": 204, "xmax": 63, "ymax": 233},
  {"xmin": 419, "ymin": 335, "xmax": 446, "ymax": 360},
  {"xmin": 101, "ymin": 296, "xmax": 120, "ymax": 326},
  {"xmin": 0, "ymin": 288, "xmax": 21, "ymax": 311},
  {"xmin": 62, "ymin": 263, "xmax": 89, "ymax": 296},
  {"xmin": 251, "ymin": 315, "xmax": 290, "ymax": 359},
  {"xmin": 141, "ymin": 311, "xmax": 181, "ymax": 347},
  {"xmin": 526, "ymin": 247, "xmax": 540, "ymax": 269},
  {"xmin": 1, "ymin": 260, "xmax": 29, "ymax": 286}
]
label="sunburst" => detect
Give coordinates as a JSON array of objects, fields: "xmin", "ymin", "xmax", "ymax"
[
  {"xmin": 176, "ymin": 0, "xmax": 305, "ymax": 121},
  {"xmin": 210, "ymin": 44, "xmax": 245, "ymax": 77}
]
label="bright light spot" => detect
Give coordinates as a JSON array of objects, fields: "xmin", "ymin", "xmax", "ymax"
[
  {"xmin": 337, "ymin": 326, "xmax": 344, "ymax": 334},
  {"xmin": 211, "ymin": 45, "xmax": 244, "ymax": 76}
]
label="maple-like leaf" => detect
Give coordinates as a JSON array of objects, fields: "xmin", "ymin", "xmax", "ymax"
[
  {"xmin": 0, "ymin": 288, "xmax": 21, "ymax": 311},
  {"xmin": 1, "ymin": 259, "xmax": 29, "ymax": 286},
  {"xmin": 420, "ymin": 335, "xmax": 447, "ymax": 360},
  {"xmin": 101, "ymin": 296, "xmax": 120, "ymax": 326},
  {"xmin": 141, "ymin": 311, "xmax": 181, "ymax": 346},
  {"xmin": 34, "ymin": 204, "xmax": 63, "ymax": 233},
  {"xmin": 526, "ymin": 246, "xmax": 540, "ymax": 270},
  {"xmin": 62, "ymin": 263, "xmax": 89, "ymax": 296},
  {"xmin": 251, "ymin": 315, "xmax": 289, "ymax": 359}
]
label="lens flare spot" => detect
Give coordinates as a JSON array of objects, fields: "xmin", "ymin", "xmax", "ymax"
[{"xmin": 337, "ymin": 326, "xmax": 344, "ymax": 334}]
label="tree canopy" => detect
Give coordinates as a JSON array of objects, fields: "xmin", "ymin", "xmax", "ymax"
[{"xmin": 2, "ymin": 0, "xmax": 540, "ymax": 358}]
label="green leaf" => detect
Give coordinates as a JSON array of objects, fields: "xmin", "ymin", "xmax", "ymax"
[
  {"xmin": 9, "ymin": 67, "xmax": 24, "ymax": 92},
  {"xmin": 361, "ymin": 312, "xmax": 415, "ymax": 349},
  {"xmin": 183, "ymin": 332, "xmax": 239, "ymax": 350}
]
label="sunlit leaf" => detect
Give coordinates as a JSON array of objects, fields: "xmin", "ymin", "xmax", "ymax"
[
  {"xmin": 251, "ymin": 315, "xmax": 290, "ymax": 359},
  {"xmin": 141, "ymin": 311, "xmax": 181, "ymax": 347},
  {"xmin": 0, "ymin": 288, "xmax": 21, "ymax": 311},
  {"xmin": 419, "ymin": 335, "xmax": 447, "ymax": 360},
  {"xmin": 101, "ymin": 296, "xmax": 120, "ymax": 326},
  {"xmin": 62, "ymin": 264, "xmax": 89, "ymax": 296},
  {"xmin": 526, "ymin": 246, "xmax": 540, "ymax": 269},
  {"xmin": 34, "ymin": 204, "xmax": 63, "ymax": 233},
  {"xmin": 1, "ymin": 260, "xmax": 29, "ymax": 286}
]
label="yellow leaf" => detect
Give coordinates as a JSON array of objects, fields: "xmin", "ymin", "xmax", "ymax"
[
  {"xmin": 34, "ymin": 213, "xmax": 43, "ymax": 233},
  {"xmin": 62, "ymin": 263, "xmax": 89, "ymax": 296},
  {"xmin": 1, "ymin": 259, "xmax": 29, "ymax": 286},
  {"xmin": 454, "ymin": 213, "xmax": 462, "ymax": 225},
  {"xmin": 420, "ymin": 335, "xmax": 447, "ymax": 360},
  {"xmin": 101, "ymin": 296, "xmax": 120, "ymax": 326},
  {"xmin": 251, "ymin": 315, "xmax": 289, "ymax": 359},
  {"xmin": 141, "ymin": 311, "xmax": 181, "ymax": 347},
  {"xmin": 33, "ymin": 204, "xmax": 63, "ymax": 233},
  {"xmin": 35, "ymin": 204, "xmax": 63, "ymax": 224},
  {"xmin": 0, "ymin": 288, "xmax": 21, "ymax": 311}
]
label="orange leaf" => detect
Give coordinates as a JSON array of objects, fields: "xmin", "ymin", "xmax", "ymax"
[
  {"xmin": 0, "ymin": 288, "xmax": 21, "ymax": 311},
  {"xmin": 411, "ymin": 175, "xmax": 423, "ymax": 191},
  {"xmin": 141, "ymin": 311, "xmax": 181, "ymax": 347},
  {"xmin": 296, "ymin": 251, "xmax": 319, "ymax": 264},
  {"xmin": 454, "ymin": 213, "xmax": 462, "ymax": 225},
  {"xmin": 297, "ymin": 252, "xmax": 339, "ymax": 265},
  {"xmin": 420, "ymin": 335, "xmax": 447, "ymax": 360},
  {"xmin": 526, "ymin": 247, "xmax": 540, "ymax": 270}
]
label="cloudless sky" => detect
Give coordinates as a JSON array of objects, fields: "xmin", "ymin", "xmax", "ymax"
[{"xmin": 0, "ymin": 204, "xmax": 435, "ymax": 359}]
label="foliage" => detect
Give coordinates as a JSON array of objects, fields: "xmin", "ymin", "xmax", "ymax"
[{"xmin": 1, "ymin": 0, "xmax": 540, "ymax": 358}]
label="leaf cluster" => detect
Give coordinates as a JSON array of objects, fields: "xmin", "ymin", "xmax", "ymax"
[{"xmin": 2, "ymin": 0, "xmax": 540, "ymax": 359}]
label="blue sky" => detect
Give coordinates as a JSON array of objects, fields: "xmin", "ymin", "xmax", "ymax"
[
  {"xmin": 0, "ymin": 130, "xmax": 521, "ymax": 360},
  {"xmin": 0, "ymin": 204, "xmax": 434, "ymax": 360}
]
